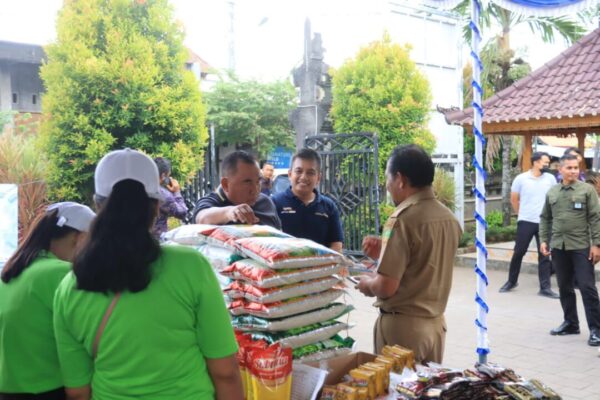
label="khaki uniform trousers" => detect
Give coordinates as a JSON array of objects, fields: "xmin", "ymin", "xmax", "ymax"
[{"xmin": 374, "ymin": 312, "xmax": 446, "ymax": 364}]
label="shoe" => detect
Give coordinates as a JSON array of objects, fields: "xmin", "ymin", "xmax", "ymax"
[
  {"xmin": 538, "ymin": 288, "xmax": 560, "ymax": 299},
  {"xmin": 499, "ymin": 282, "xmax": 518, "ymax": 293},
  {"xmin": 589, "ymin": 329, "xmax": 600, "ymax": 346},
  {"xmin": 550, "ymin": 321, "xmax": 580, "ymax": 336}
]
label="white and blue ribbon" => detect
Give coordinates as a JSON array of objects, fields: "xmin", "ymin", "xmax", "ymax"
[
  {"xmin": 471, "ymin": 0, "xmax": 490, "ymax": 362},
  {"xmin": 422, "ymin": 0, "xmax": 596, "ymax": 17}
]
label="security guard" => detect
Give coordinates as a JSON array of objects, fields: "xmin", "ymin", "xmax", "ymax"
[
  {"xmin": 357, "ymin": 145, "xmax": 461, "ymax": 363},
  {"xmin": 540, "ymin": 153, "xmax": 600, "ymax": 347}
]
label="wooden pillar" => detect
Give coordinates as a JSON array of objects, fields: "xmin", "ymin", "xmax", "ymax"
[
  {"xmin": 521, "ymin": 132, "xmax": 532, "ymax": 171},
  {"xmin": 576, "ymin": 129, "xmax": 586, "ymax": 171}
]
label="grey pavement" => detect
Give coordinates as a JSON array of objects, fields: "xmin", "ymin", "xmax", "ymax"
[{"xmin": 346, "ymin": 267, "xmax": 600, "ymax": 400}]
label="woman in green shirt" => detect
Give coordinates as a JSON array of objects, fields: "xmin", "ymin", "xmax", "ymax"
[
  {"xmin": 53, "ymin": 149, "xmax": 243, "ymax": 400},
  {"xmin": 0, "ymin": 202, "xmax": 96, "ymax": 400}
]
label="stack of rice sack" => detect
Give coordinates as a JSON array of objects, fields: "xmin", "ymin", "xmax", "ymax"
[{"xmin": 164, "ymin": 224, "xmax": 355, "ymax": 362}]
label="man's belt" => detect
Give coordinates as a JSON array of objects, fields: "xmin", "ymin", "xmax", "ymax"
[{"xmin": 379, "ymin": 308, "xmax": 401, "ymax": 315}]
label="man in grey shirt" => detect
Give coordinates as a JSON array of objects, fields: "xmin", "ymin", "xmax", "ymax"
[
  {"xmin": 499, "ymin": 152, "xmax": 558, "ymax": 298},
  {"xmin": 192, "ymin": 151, "xmax": 281, "ymax": 229}
]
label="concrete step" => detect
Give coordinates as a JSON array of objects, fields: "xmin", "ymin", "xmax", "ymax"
[{"xmin": 455, "ymin": 241, "xmax": 600, "ymax": 280}]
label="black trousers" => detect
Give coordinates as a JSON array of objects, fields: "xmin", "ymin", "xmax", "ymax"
[
  {"xmin": 0, "ymin": 388, "xmax": 65, "ymax": 400},
  {"xmin": 552, "ymin": 248, "xmax": 600, "ymax": 330},
  {"xmin": 508, "ymin": 221, "xmax": 553, "ymax": 289}
]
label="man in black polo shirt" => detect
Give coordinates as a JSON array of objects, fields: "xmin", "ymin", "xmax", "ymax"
[
  {"xmin": 192, "ymin": 150, "xmax": 281, "ymax": 229},
  {"xmin": 272, "ymin": 148, "xmax": 343, "ymax": 251}
]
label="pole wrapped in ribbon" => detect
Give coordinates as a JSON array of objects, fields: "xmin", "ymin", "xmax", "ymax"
[{"xmin": 471, "ymin": 0, "xmax": 489, "ymax": 362}]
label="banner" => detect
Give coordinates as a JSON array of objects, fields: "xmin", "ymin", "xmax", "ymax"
[
  {"xmin": 422, "ymin": 0, "xmax": 597, "ymax": 16},
  {"xmin": 0, "ymin": 184, "xmax": 18, "ymax": 270}
]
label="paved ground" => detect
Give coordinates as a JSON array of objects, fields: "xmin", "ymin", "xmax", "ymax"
[{"xmin": 346, "ymin": 267, "xmax": 600, "ymax": 400}]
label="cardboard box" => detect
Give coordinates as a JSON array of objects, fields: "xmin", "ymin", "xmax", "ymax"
[{"xmin": 305, "ymin": 351, "xmax": 377, "ymax": 386}]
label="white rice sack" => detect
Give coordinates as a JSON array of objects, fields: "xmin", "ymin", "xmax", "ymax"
[
  {"xmin": 250, "ymin": 320, "xmax": 350, "ymax": 349},
  {"xmin": 163, "ymin": 224, "xmax": 217, "ymax": 245},
  {"xmin": 224, "ymin": 276, "xmax": 341, "ymax": 303},
  {"xmin": 220, "ymin": 259, "xmax": 342, "ymax": 289},
  {"xmin": 231, "ymin": 303, "xmax": 354, "ymax": 332},
  {"xmin": 196, "ymin": 243, "xmax": 244, "ymax": 271},
  {"xmin": 228, "ymin": 289, "xmax": 344, "ymax": 319},
  {"xmin": 235, "ymin": 237, "xmax": 343, "ymax": 269}
]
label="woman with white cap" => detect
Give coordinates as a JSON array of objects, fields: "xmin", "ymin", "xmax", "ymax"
[
  {"xmin": 53, "ymin": 149, "xmax": 243, "ymax": 400},
  {"xmin": 0, "ymin": 202, "xmax": 96, "ymax": 400}
]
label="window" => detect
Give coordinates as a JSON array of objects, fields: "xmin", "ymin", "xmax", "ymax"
[
  {"xmin": 12, "ymin": 93, "xmax": 17, "ymax": 103},
  {"xmin": 32, "ymin": 94, "xmax": 37, "ymax": 105}
]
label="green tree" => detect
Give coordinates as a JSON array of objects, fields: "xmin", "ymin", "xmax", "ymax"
[
  {"xmin": 41, "ymin": 0, "xmax": 207, "ymax": 202},
  {"xmin": 331, "ymin": 33, "xmax": 435, "ymax": 180},
  {"xmin": 454, "ymin": 0, "xmax": 592, "ymax": 225},
  {"xmin": 204, "ymin": 73, "xmax": 296, "ymax": 160}
]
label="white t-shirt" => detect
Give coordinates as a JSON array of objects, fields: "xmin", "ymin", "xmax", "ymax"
[{"xmin": 511, "ymin": 171, "xmax": 556, "ymax": 223}]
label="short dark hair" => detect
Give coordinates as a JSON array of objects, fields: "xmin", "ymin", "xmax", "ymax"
[
  {"xmin": 531, "ymin": 151, "xmax": 549, "ymax": 164},
  {"xmin": 291, "ymin": 148, "xmax": 321, "ymax": 170},
  {"xmin": 564, "ymin": 147, "xmax": 583, "ymax": 157},
  {"xmin": 259, "ymin": 160, "xmax": 273, "ymax": 169},
  {"xmin": 221, "ymin": 151, "xmax": 257, "ymax": 177},
  {"xmin": 154, "ymin": 157, "xmax": 171, "ymax": 176},
  {"xmin": 387, "ymin": 144, "xmax": 434, "ymax": 188},
  {"xmin": 560, "ymin": 153, "xmax": 579, "ymax": 165}
]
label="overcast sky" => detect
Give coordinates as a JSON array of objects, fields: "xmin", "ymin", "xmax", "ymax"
[{"xmin": 0, "ymin": 0, "xmax": 591, "ymax": 81}]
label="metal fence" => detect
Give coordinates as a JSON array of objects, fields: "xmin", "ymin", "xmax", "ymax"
[{"xmin": 305, "ymin": 132, "xmax": 380, "ymax": 257}]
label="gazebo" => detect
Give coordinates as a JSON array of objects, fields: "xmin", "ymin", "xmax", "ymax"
[{"xmin": 440, "ymin": 27, "xmax": 600, "ymax": 171}]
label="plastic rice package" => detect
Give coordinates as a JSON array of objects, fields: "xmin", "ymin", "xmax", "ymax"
[
  {"xmin": 250, "ymin": 320, "xmax": 349, "ymax": 349},
  {"xmin": 224, "ymin": 276, "xmax": 341, "ymax": 303},
  {"xmin": 162, "ymin": 224, "xmax": 217, "ymax": 245},
  {"xmin": 221, "ymin": 259, "xmax": 343, "ymax": 288},
  {"xmin": 247, "ymin": 343, "xmax": 293, "ymax": 400},
  {"xmin": 196, "ymin": 243, "xmax": 244, "ymax": 271},
  {"xmin": 207, "ymin": 224, "xmax": 292, "ymax": 250},
  {"xmin": 292, "ymin": 335, "xmax": 355, "ymax": 361},
  {"xmin": 235, "ymin": 237, "xmax": 343, "ymax": 269},
  {"xmin": 232, "ymin": 303, "xmax": 354, "ymax": 332},
  {"xmin": 234, "ymin": 332, "xmax": 268, "ymax": 398},
  {"xmin": 228, "ymin": 289, "xmax": 344, "ymax": 319}
]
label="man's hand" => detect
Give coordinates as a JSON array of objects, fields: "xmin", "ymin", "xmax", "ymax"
[
  {"xmin": 166, "ymin": 178, "xmax": 181, "ymax": 193},
  {"xmin": 227, "ymin": 204, "xmax": 260, "ymax": 224},
  {"xmin": 540, "ymin": 242, "xmax": 550, "ymax": 257},
  {"xmin": 355, "ymin": 275, "xmax": 375, "ymax": 297},
  {"xmin": 589, "ymin": 245, "xmax": 600, "ymax": 265},
  {"xmin": 362, "ymin": 235, "xmax": 382, "ymax": 260}
]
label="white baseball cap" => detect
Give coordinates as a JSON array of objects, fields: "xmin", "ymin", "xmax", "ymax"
[
  {"xmin": 94, "ymin": 148, "xmax": 162, "ymax": 200},
  {"xmin": 47, "ymin": 202, "xmax": 96, "ymax": 232}
]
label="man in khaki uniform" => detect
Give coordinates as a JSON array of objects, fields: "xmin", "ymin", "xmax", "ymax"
[
  {"xmin": 357, "ymin": 145, "xmax": 461, "ymax": 363},
  {"xmin": 540, "ymin": 154, "xmax": 600, "ymax": 346}
]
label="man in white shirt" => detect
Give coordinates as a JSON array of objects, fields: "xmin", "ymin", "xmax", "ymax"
[{"xmin": 499, "ymin": 152, "xmax": 559, "ymax": 298}]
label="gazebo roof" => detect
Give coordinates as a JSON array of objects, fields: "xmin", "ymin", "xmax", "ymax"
[{"xmin": 440, "ymin": 28, "xmax": 600, "ymax": 134}]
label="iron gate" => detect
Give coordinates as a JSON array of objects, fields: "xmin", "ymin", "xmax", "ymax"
[{"xmin": 304, "ymin": 132, "xmax": 380, "ymax": 257}]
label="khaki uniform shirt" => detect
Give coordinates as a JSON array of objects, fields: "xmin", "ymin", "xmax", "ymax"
[
  {"xmin": 539, "ymin": 180, "xmax": 600, "ymax": 250},
  {"xmin": 374, "ymin": 188, "xmax": 462, "ymax": 318}
]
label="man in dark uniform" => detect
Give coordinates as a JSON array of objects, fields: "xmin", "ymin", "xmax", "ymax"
[
  {"xmin": 272, "ymin": 148, "xmax": 343, "ymax": 252},
  {"xmin": 192, "ymin": 151, "xmax": 281, "ymax": 229},
  {"xmin": 540, "ymin": 154, "xmax": 600, "ymax": 346},
  {"xmin": 356, "ymin": 145, "xmax": 461, "ymax": 363}
]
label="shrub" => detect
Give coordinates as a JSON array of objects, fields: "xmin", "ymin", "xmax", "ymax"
[
  {"xmin": 331, "ymin": 32, "xmax": 435, "ymax": 182},
  {"xmin": 0, "ymin": 114, "xmax": 48, "ymax": 239},
  {"xmin": 40, "ymin": 0, "xmax": 207, "ymax": 202}
]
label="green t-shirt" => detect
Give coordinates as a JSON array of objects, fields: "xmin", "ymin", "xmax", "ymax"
[
  {"xmin": 53, "ymin": 245, "xmax": 237, "ymax": 400},
  {"xmin": 0, "ymin": 251, "xmax": 70, "ymax": 393}
]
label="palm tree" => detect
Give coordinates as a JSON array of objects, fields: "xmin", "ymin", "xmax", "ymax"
[{"xmin": 454, "ymin": 1, "xmax": 593, "ymax": 226}]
